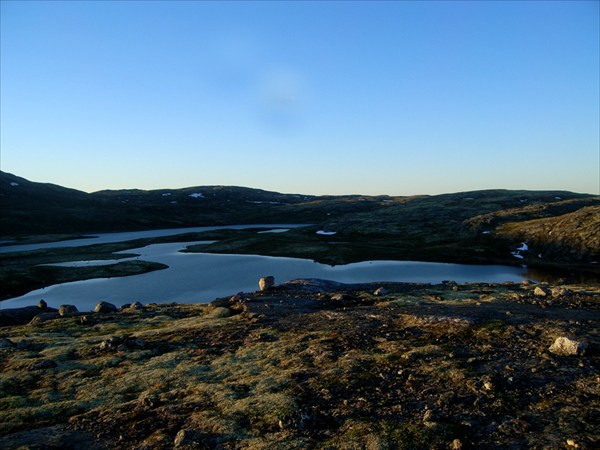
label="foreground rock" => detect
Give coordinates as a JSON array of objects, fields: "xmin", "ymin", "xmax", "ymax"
[
  {"xmin": 94, "ymin": 301, "xmax": 117, "ymax": 313},
  {"xmin": 58, "ymin": 304, "xmax": 78, "ymax": 316},
  {"xmin": 549, "ymin": 336, "xmax": 587, "ymax": 356},
  {"xmin": 258, "ymin": 276, "xmax": 275, "ymax": 291}
]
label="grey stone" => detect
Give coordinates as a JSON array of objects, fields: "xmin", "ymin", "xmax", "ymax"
[
  {"xmin": 259, "ymin": 276, "xmax": 275, "ymax": 291},
  {"xmin": 58, "ymin": 304, "xmax": 78, "ymax": 316},
  {"xmin": 534, "ymin": 286, "xmax": 550, "ymax": 297},
  {"xmin": 549, "ymin": 337, "xmax": 587, "ymax": 356},
  {"xmin": 94, "ymin": 301, "xmax": 118, "ymax": 313},
  {"xmin": 373, "ymin": 287, "xmax": 387, "ymax": 296},
  {"xmin": 79, "ymin": 315, "xmax": 93, "ymax": 325},
  {"xmin": 174, "ymin": 429, "xmax": 202, "ymax": 448}
]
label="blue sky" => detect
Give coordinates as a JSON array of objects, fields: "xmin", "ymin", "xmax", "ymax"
[{"xmin": 1, "ymin": 1, "xmax": 598, "ymax": 195}]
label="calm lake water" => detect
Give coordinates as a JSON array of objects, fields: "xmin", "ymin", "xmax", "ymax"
[
  {"xmin": 1, "ymin": 234, "xmax": 531, "ymax": 311},
  {"xmin": 0, "ymin": 224, "xmax": 311, "ymax": 253}
]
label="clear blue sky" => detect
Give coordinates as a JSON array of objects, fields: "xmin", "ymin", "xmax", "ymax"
[{"xmin": 1, "ymin": 0, "xmax": 599, "ymax": 195}]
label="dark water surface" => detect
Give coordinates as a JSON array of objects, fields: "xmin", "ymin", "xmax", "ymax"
[
  {"xmin": 3, "ymin": 240, "xmax": 531, "ymax": 311},
  {"xmin": 3, "ymin": 225, "xmax": 588, "ymax": 312}
]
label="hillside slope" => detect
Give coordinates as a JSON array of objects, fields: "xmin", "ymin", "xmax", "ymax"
[
  {"xmin": 2, "ymin": 171, "xmax": 598, "ymax": 268},
  {"xmin": 0, "ymin": 172, "xmax": 332, "ymax": 234},
  {"xmin": 496, "ymin": 205, "xmax": 600, "ymax": 262}
]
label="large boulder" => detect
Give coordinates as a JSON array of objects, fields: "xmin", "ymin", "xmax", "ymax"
[
  {"xmin": 58, "ymin": 304, "xmax": 79, "ymax": 316},
  {"xmin": 549, "ymin": 337, "xmax": 587, "ymax": 356},
  {"xmin": 259, "ymin": 276, "xmax": 275, "ymax": 291},
  {"xmin": 130, "ymin": 301, "xmax": 145, "ymax": 310},
  {"xmin": 94, "ymin": 301, "xmax": 118, "ymax": 313}
]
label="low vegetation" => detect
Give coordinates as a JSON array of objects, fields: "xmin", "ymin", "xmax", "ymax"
[{"xmin": 1, "ymin": 280, "xmax": 599, "ymax": 449}]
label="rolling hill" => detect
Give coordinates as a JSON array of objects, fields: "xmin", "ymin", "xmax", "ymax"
[{"xmin": 1, "ymin": 171, "xmax": 598, "ymax": 267}]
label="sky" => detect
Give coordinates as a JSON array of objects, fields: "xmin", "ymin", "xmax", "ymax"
[{"xmin": 1, "ymin": 1, "xmax": 599, "ymax": 196}]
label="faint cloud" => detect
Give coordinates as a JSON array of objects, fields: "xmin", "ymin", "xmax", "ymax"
[
  {"xmin": 201, "ymin": 29, "xmax": 310, "ymax": 136},
  {"xmin": 257, "ymin": 65, "xmax": 308, "ymax": 135},
  {"xmin": 203, "ymin": 28, "xmax": 261, "ymax": 96}
]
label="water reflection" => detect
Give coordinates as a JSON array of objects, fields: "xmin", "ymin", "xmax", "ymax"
[
  {"xmin": 2, "ymin": 240, "xmax": 531, "ymax": 311},
  {"xmin": 524, "ymin": 265, "xmax": 600, "ymax": 285}
]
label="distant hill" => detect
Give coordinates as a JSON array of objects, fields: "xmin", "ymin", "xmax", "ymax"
[
  {"xmin": 1, "ymin": 171, "xmax": 598, "ymax": 265},
  {"xmin": 0, "ymin": 171, "xmax": 385, "ymax": 234}
]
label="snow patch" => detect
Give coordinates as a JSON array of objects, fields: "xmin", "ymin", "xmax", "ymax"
[
  {"xmin": 516, "ymin": 242, "xmax": 528, "ymax": 252},
  {"xmin": 247, "ymin": 201, "xmax": 280, "ymax": 204},
  {"xmin": 162, "ymin": 193, "xmax": 172, "ymax": 196},
  {"xmin": 511, "ymin": 242, "xmax": 529, "ymax": 259},
  {"xmin": 555, "ymin": 196, "xmax": 562, "ymax": 200},
  {"xmin": 258, "ymin": 228, "xmax": 290, "ymax": 234},
  {"xmin": 482, "ymin": 231, "xmax": 491, "ymax": 235},
  {"xmin": 10, "ymin": 182, "xmax": 19, "ymax": 187},
  {"xmin": 316, "ymin": 230, "xmax": 337, "ymax": 236},
  {"xmin": 189, "ymin": 193, "xmax": 204, "ymax": 199}
]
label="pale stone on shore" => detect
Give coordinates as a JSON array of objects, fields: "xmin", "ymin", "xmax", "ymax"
[
  {"xmin": 94, "ymin": 301, "xmax": 118, "ymax": 313},
  {"xmin": 58, "ymin": 304, "xmax": 78, "ymax": 316},
  {"xmin": 259, "ymin": 276, "xmax": 275, "ymax": 291}
]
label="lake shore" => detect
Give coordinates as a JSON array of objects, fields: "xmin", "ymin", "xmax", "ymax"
[{"xmin": 1, "ymin": 279, "xmax": 598, "ymax": 449}]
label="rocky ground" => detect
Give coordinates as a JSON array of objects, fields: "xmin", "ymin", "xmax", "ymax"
[{"xmin": 1, "ymin": 279, "xmax": 599, "ymax": 449}]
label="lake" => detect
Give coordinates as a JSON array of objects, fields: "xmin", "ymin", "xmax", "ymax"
[
  {"xmin": 1, "ymin": 227, "xmax": 532, "ymax": 311},
  {"xmin": 0, "ymin": 224, "xmax": 311, "ymax": 253}
]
